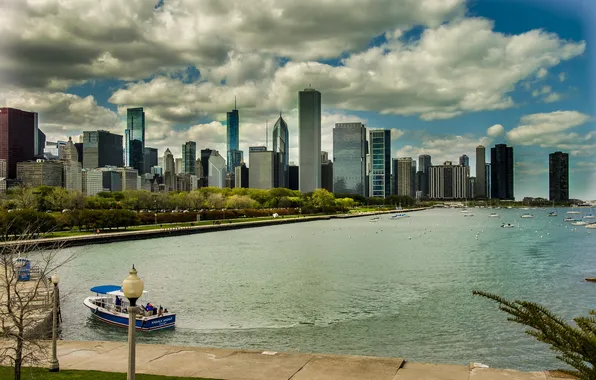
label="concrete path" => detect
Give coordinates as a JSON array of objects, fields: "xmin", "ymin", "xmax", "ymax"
[{"xmin": 51, "ymin": 340, "xmax": 568, "ymax": 379}]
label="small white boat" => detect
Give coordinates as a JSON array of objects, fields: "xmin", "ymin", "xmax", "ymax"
[
  {"xmin": 564, "ymin": 217, "xmax": 579, "ymax": 222},
  {"xmin": 501, "ymin": 223, "xmax": 515, "ymax": 228},
  {"xmin": 461, "ymin": 209, "xmax": 471, "ymax": 213},
  {"xmin": 463, "ymin": 214, "xmax": 475, "ymax": 217},
  {"xmin": 389, "ymin": 213, "xmax": 409, "ymax": 220},
  {"xmin": 567, "ymin": 211, "xmax": 581, "ymax": 215},
  {"xmin": 489, "ymin": 213, "xmax": 499, "ymax": 218},
  {"xmin": 369, "ymin": 217, "xmax": 380, "ymax": 222},
  {"xmin": 586, "ymin": 223, "xmax": 596, "ymax": 229},
  {"xmin": 572, "ymin": 221, "xmax": 588, "ymax": 226},
  {"xmin": 520, "ymin": 214, "xmax": 534, "ymax": 218},
  {"xmin": 583, "ymin": 214, "xmax": 595, "ymax": 219}
]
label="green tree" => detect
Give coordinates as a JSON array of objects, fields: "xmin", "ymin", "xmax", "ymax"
[
  {"xmin": 310, "ymin": 189, "xmax": 335, "ymax": 210},
  {"xmin": 474, "ymin": 291, "xmax": 596, "ymax": 379},
  {"xmin": 45, "ymin": 187, "xmax": 73, "ymax": 211},
  {"xmin": 10, "ymin": 188, "xmax": 38, "ymax": 210}
]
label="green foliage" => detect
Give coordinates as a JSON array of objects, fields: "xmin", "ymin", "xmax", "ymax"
[
  {"xmin": 473, "ymin": 291, "xmax": 596, "ymax": 379},
  {"xmin": 0, "ymin": 209, "xmax": 57, "ymax": 238}
]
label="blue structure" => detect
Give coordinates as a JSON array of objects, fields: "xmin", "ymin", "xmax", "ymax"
[
  {"xmin": 15, "ymin": 258, "xmax": 31, "ymax": 281},
  {"xmin": 125, "ymin": 107, "xmax": 145, "ymax": 173},
  {"xmin": 226, "ymin": 99, "xmax": 240, "ymax": 173},
  {"xmin": 369, "ymin": 129, "xmax": 391, "ymax": 198}
]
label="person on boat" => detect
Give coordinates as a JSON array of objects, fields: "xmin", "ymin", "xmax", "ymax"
[
  {"xmin": 164, "ymin": 308, "xmax": 168, "ymax": 314},
  {"xmin": 146, "ymin": 303, "xmax": 154, "ymax": 312},
  {"xmin": 115, "ymin": 296, "xmax": 122, "ymax": 311},
  {"xmin": 158, "ymin": 305, "xmax": 163, "ymax": 317}
]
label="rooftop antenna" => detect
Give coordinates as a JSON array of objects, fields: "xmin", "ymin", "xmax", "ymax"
[
  {"xmin": 266, "ymin": 120, "xmax": 268, "ymax": 150},
  {"xmin": 234, "ymin": 96, "xmax": 237, "ymax": 110}
]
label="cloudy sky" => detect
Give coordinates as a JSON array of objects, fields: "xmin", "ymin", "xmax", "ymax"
[{"xmin": 0, "ymin": 0, "xmax": 594, "ymax": 199}]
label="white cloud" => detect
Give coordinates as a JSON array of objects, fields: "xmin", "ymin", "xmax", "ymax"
[
  {"xmin": 543, "ymin": 92, "xmax": 562, "ymax": 103},
  {"xmin": 536, "ymin": 68, "xmax": 548, "ymax": 79},
  {"xmin": 487, "ymin": 124, "xmax": 505, "ymax": 137},
  {"xmin": 391, "ymin": 129, "xmax": 406, "ymax": 140},
  {"xmin": 532, "ymin": 85, "xmax": 552, "ymax": 97},
  {"xmin": 506, "ymin": 111, "xmax": 593, "ymax": 155},
  {"xmin": 559, "ymin": 72, "xmax": 567, "ymax": 82}
]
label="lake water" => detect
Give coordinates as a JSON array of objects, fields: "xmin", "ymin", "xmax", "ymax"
[{"xmin": 55, "ymin": 208, "xmax": 595, "ymax": 371}]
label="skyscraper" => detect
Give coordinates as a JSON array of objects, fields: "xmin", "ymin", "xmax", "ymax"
[
  {"xmin": 273, "ymin": 113, "xmax": 289, "ymax": 189},
  {"xmin": 125, "ymin": 107, "xmax": 145, "ymax": 173},
  {"xmin": 549, "ymin": 151, "xmax": 569, "ymax": 202},
  {"xmin": 0, "ymin": 108, "xmax": 36, "ymax": 179},
  {"xmin": 226, "ymin": 101, "xmax": 240, "ymax": 173},
  {"xmin": 175, "ymin": 158, "xmax": 182, "ymax": 174},
  {"xmin": 418, "ymin": 154, "xmax": 432, "ymax": 198},
  {"xmin": 490, "ymin": 144, "xmax": 514, "ymax": 200},
  {"xmin": 298, "ymin": 88, "xmax": 321, "ymax": 192},
  {"xmin": 394, "ymin": 157, "xmax": 415, "ymax": 197},
  {"xmin": 143, "ymin": 147, "xmax": 158, "ymax": 174},
  {"xmin": 163, "ymin": 148, "xmax": 176, "ymax": 191},
  {"xmin": 249, "ymin": 146, "xmax": 275, "ymax": 189},
  {"xmin": 82, "ymin": 130, "xmax": 123, "ymax": 169},
  {"xmin": 182, "ymin": 141, "xmax": 197, "ymax": 175},
  {"xmin": 475, "ymin": 145, "xmax": 486, "ymax": 198},
  {"xmin": 459, "ymin": 154, "xmax": 469, "ymax": 167},
  {"xmin": 333, "ymin": 122, "xmax": 367, "ymax": 196},
  {"xmin": 208, "ymin": 151, "xmax": 226, "ymax": 188},
  {"xmin": 320, "ymin": 152, "xmax": 333, "ymax": 193},
  {"xmin": 368, "ymin": 129, "xmax": 391, "ymax": 198}
]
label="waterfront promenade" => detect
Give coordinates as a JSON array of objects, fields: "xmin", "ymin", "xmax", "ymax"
[
  {"xmin": 47, "ymin": 340, "xmax": 562, "ymax": 379},
  {"xmin": 0, "ymin": 207, "xmax": 428, "ymax": 249}
]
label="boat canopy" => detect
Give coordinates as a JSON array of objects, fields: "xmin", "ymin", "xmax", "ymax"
[{"xmin": 90, "ymin": 285, "xmax": 148, "ymax": 296}]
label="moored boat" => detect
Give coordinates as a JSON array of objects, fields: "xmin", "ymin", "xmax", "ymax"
[
  {"xmin": 489, "ymin": 213, "xmax": 499, "ymax": 217},
  {"xmin": 389, "ymin": 213, "xmax": 409, "ymax": 220},
  {"xmin": 520, "ymin": 213, "xmax": 534, "ymax": 218},
  {"xmin": 586, "ymin": 223, "xmax": 596, "ymax": 229},
  {"xmin": 83, "ymin": 285, "xmax": 176, "ymax": 331},
  {"xmin": 501, "ymin": 223, "xmax": 515, "ymax": 228},
  {"xmin": 571, "ymin": 221, "xmax": 588, "ymax": 226}
]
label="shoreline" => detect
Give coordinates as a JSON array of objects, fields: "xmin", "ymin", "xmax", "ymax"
[
  {"xmin": 1, "ymin": 207, "xmax": 429, "ymax": 249},
  {"xmin": 35, "ymin": 339, "xmax": 557, "ymax": 379}
]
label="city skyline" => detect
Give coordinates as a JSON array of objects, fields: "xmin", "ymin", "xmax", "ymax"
[{"xmin": 0, "ymin": 0, "xmax": 593, "ymax": 199}]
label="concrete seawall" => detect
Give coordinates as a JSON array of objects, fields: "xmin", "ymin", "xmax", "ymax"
[
  {"xmin": 1, "ymin": 208, "xmax": 429, "ymax": 249},
  {"xmin": 38, "ymin": 340, "xmax": 562, "ymax": 379}
]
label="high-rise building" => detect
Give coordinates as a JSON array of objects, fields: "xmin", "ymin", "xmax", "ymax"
[
  {"xmin": 453, "ymin": 165, "xmax": 469, "ymax": 199},
  {"xmin": 116, "ymin": 167, "xmax": 139, "ymax": 191},
  {"xmin": 226, "ymin": 102, "xmax": 240, "ymax": 173},
  {"xmin": 36, "ymin": 129, "xmax": 46, "ymax": 158},
  {"xmin": 208, "ymin": 151, "xmax": 226, "ymax": 188},
  {"xmin": 61, "ymin": 137, "xmax": 82, "ymax": 192},
  {"xmin": 273, "ymin": 113, "xmax": 289, "ymax": 189},
  {"xmin": 289, "ymin": 164, "xmax": 299, "ymax": 191},
  {"xmin": 175, "ymin": 158, "xmax": 182, "ymax": 174},
  {"xmin": 368, "ymin": 129, "xmax": 391, "ymax": 198},
  {"xmin": 182, "ymin": 141, "xmax": 197, "ymax": 175},
  {"xmin": 333, "ymin": 122, "xmax": 367, "ymax": 196},
  {"xmin": 429, "ymin": 162, "xmax": 468, "ymax": 199},
  {"xmin": 82, "ymin": 130, "xmax": 123, "ymax": 169},
  {"xmin": 60, "ymin": 137, "xmax": 79, "ymax": 162},
  {"xmin": 490, "ymin": 144, "xmax": 514, "ymax": 200},
  {"xmin": 234, "ymin": 162, "xmax": 249, "ymax": 188},
  {"xmin": 549, "ymin": 151, "xmax": 569, "ymax": 202},
  {"xmin": 17, "ymin": 160, "xmax": 63, "ymax": 188},
  {"xmin": 143, "ymin": 147, "xmax": 158, "ymax": 175},
  {"xmin": 475, "ymin": 145, "xmax": 486, "ymax": 198},
  {"xmin": 459, "ymin": 154, "xmax": 469, "ymax": 167},
  {"xmin": 200, "ymin": 149, "xmax": 214, "ymax": 187},
  {"xmin": 0, "ymin": 108, "xmax": 37, "ymax": 179},
  {"xmin": 249, "ymin": 146, "xmax": 275, "ymax": 189},
  {"xmin": 468, "ymin": 177, "xmax": 476, "ymax": 199},
  {"xmin": 195, "ymin": 158, "xmax": 203, "ymax": 179},
  {"xmin": 394, "ymin": 157, "xmax": 415, "ymax": 197},
  {"xmin": 485, "ymin": 163, "xmax": 491, "ymax": 199},
  {"xmin": 298, "ymin": 88, "xmax": 321, "ymax": 192},
  {"xmin": 321, "ymin": 152, "xmax": 333, "ymax": 193},
  {"xmin": 418, "ymin": 155, "xmax": 432, "ymax": 198},
  {"xmin": 125, "ymin": 107, "xmax": 145, "ymax": 173},
  {"xmin": 74, "ymin": 143, "xmax": 83, "ymax": 163},
  {"xmin": 163, "ymin": 148, "xmax": 176, "ymax": 191},
  {"xmin": 82, "ymin": 169, "xmax": 103, "ymax": 196}
]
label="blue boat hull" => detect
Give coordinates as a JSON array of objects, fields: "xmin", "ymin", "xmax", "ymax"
[{"xmin": 87, "ymin": 304, "xmax": 176, "ymax": 331}]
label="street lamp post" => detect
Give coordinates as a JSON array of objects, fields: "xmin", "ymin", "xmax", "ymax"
[
  {"xmin": 49, "ymin": 273, "xmax": 60, "ymax": 372},
  {"xmin": 122, "ymin": 265, "xmax": 144, "ymax": 380}
]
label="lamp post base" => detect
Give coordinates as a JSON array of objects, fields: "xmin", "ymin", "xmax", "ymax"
[{"xmin": 49, "ymin": 360, "xmax": 59, "ymax": 372}]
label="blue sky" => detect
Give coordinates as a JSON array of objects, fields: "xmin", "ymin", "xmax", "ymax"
[{"xmin": 1, "ymin": 0, "xmax": 594, "ymax": 199}]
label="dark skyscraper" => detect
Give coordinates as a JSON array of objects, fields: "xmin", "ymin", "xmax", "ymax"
[
  {"xmin": 143, "ymin": 147, "xmax": 158, "ymax": 174},
  {"xmin": 0, "ymin": 108, "xmax": 36, "ymax": 179},
  {"xmin": 226, "ymin": 100, "xmax": 240, "ymax": 173},
  {"xmin": 298, "ymin": 88, "xmax": 321, "ymax": 192},
  {"xmin": 418, "ymin": 154, "xmax": 432, "ymax": 198},
  {"xmin": 36, "ymin": 129, "xmax": 46, "ymax": 158},
  {"xmin": 459, "ymin": 154, "xmax": 469, "ymax": 167},
  {"xmin": 200, "ymin": 148, "xmax": 214, "ymax": 187},
  {"xmin": 125, "ymin": 107, "xmax": 145, "ymax": 172},
  {"xmin": 333, "ymin": 122, "xmax": 367, "ymax": 196},
  {"xmin": 475, "ymin": 145, "xmax": 486, "ymax": 198},
  {"xmin": 289, "ymin": 164, "xmax": 299, "ymax": 191},
  {"xmin": 490, "ymin": 144, "xmax": 514, "ymax": 200},
  {"xmin": 74, "ymin": 142, "xmax": 84, "ymax": 163},
  {"xmin": 182, "ymin": 141, "xmax": 197, "ymax": 175},
  {"xmin": 82, "ymin": 130, "xmax": 124, "ymax": 169},
  {"xmin": 549, "ymin": 151, "xmax": 569, "ymax": 202},
  {"xmin": 273, "ymin": 113, "xmax": 289, "ymax": 188}
]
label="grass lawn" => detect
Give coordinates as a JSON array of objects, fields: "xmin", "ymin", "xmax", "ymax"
[{"xmin": 0, "ymin": 366, "xmax": 219, "ymax": 379}]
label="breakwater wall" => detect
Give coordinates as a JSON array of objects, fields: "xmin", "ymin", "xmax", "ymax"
[{"xmin": 1, "ymin": 207, "xmax": 429, "ymax": 249}]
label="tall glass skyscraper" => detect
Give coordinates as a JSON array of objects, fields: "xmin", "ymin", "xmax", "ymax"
[
  {"xmin": 226, "ymin": 102, "xmax": 240, "ymax": 173},
  {"xmin": 298, "ymin": 88, "xmax": 321, "ymax": 192},
  {"xmin": 182, "ymin": 141, "xmax": 197, "ymax": 175},
  {"xmin": 549, "ymin": 151, "xmax": 569, "ymax": 202},
  {"xmin": 418, "ymin": 154, "xmax": 432, "ymax": 198},
  {"xmin": 125, "ymin": 107, "xmax": 145, "ymax": 173},
  {"xmin": 333, "ymin": 122, "xmax": 366, "ymax": 196},
  {"xmin": 369, "ymin": 129, "xmax": 391, "ymax": 198},
  {"xmin": 490, "ymin": 144, "xmax": 514, "ymax": 200},
  {"xmin": 273, "ymin": 113, "xmax": 289, "ymax": 188}
]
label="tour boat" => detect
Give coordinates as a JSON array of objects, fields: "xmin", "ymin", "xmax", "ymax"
[
  {"xmin": 83, "ymin": 285, "xmax": 176, "ymax": 331},
  {"xmin": 520, "ymin": 213, "xmax": 534, "ymax": 218},
  {"xmin": 501, "ymin": 223, "xmax": 515, "ymax": 228}
]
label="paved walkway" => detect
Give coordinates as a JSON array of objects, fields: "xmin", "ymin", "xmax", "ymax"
[{"xmin": 52, "ymin": 340, "xmax": 567, "ymax": 379}]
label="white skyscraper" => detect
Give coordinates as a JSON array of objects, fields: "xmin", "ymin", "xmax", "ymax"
[{"xmin": 298, "ymin": 88, "xmax": 321, "ymax": 193}]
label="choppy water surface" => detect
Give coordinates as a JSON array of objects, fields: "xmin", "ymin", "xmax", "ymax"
[{"xmin": 56, "ymin": 208, "xmax": 595, "ymax": 370}]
